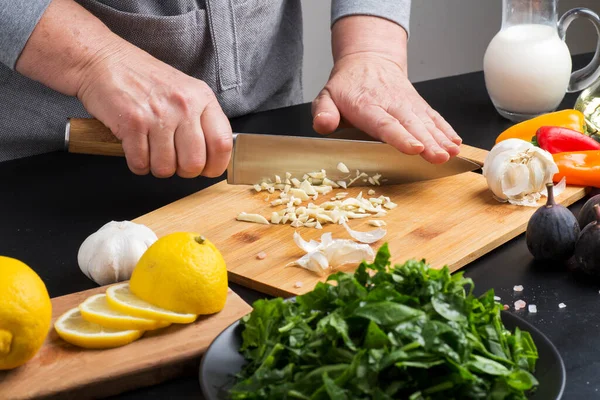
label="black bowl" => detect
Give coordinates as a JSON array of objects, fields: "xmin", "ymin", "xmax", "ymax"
[{"xmin": 199, "ymin": 311, "xmax": 566, "ymax": 399}]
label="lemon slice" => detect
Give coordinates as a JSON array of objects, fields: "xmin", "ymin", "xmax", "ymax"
[
  {"xmin": 105, "ymin": 283, "xmax": 197, "ymax": 324},
  {"xmin": 79, "ymin": 294, "xmax": 171, "ymax": 331},
  {"xmin": 54, "ymin": 308, "xmax": 143, "ymax": 349}
]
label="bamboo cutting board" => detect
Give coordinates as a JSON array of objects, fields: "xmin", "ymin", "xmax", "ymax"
[
  {"xmin": 129, "ymin": 144, "xmax": 587, "ymax": 298},
  {"xmin": 0, "ymin": 287, "xmax": 251, "ymax": 399}
]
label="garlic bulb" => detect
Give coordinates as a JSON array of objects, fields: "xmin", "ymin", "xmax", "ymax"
[
  {"xmin": 77, "ymin": 221, "xmax": 158, "ymax": 285},
  {"xmin": 482, "ymin": 139, "xmax": 559, "ymax": 206}
]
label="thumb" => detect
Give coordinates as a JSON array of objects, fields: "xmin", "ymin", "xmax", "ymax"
[{"xmin": 311, "ymin": 88, "xmax": 341, "ymax": 135}]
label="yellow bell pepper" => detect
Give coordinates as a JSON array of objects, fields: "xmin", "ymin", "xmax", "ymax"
[{"xmin": 495, "ymin": 109, "xmax": 586, "ymax": 144}]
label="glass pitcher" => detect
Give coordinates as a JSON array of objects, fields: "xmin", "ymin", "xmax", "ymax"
[{"xmin": 483, "ymin": 0, "xmax": 600, "ymax": 122}]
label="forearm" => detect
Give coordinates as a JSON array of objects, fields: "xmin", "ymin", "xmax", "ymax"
[
  {"xmin": 331, "ymin": 16, "xmax": 408, "ymax": 69},
  {"xmin": 14, "ymin": 0, "xmax": 124, "ymax": 97}
]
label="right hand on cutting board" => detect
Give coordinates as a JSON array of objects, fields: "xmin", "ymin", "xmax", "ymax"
[{"xmin": 76, "ymin": 43, "xmax": 233, "ymax": 179}]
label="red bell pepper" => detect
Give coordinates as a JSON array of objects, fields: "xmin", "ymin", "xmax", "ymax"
[{"xmin": 536, "ymin": 126, "xmax": 600, "ymax": 154}]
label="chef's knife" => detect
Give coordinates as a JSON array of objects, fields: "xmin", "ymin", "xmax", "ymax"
[{"xmin": 65, "ymin": 118, "xmax": 481, "ymax": 186}]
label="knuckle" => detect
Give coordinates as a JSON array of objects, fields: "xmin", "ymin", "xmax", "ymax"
[
  {"xmin": 213, "ymin": 134, "xmax": 233, "ymax": 155},
  {"xmin": 196, "ymin": 81, "xmax": 216, "ymax": 100},
  {"xmin": 178, "ymin": 157, "xmax": 206, "ymax": 178},
  {"xmin": 202, "ymin": 164, "xmax": 227, "ymax": 178},
  {"xmin": 121, "ymin": 109, "xmax": 147, "ymax": 133},
  {"xmin": 151, "ymin": 163, "xmax": 176, "ymax": 178},
  {"xmin": 374, "ymin": 116, "xmax": 398, "ymax": 132},
  {"xmin": 128, "ymin": 156, "xmax": 149, "ymax": 172}
]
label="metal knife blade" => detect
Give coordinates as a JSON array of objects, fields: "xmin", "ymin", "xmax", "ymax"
[{"xmin": 227, "ymin": 133, "xmax": 481, "ymax": 186}]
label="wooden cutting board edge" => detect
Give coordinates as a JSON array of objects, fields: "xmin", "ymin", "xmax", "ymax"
[{"xmin": 0, "ymin": 287, "xmax": 252, "ymax": 400}]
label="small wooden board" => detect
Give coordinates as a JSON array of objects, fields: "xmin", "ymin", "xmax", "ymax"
[
  {"xmin": 127, "ymin": 145, "xmax": 587, "ymax": 298},
  {"xmin": 0, "ymin": 287, "xmax": 251, "ymax": 399}
]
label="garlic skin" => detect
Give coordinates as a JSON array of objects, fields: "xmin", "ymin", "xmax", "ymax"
[
  {"xmin": 77, "ymin": 221, "xmax": 158, "ymax": 286},
  {"xmin": 482, "ymin": 139, "xmax": 559, "ymax": 206}
]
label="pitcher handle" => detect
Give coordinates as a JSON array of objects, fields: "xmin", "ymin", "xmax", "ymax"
[{"xmin": 558, "ymin": 7, "xmax": 600, "ymax": 93}]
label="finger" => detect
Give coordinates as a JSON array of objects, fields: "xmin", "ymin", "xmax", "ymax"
[
  {"xmin": 312, "ymin": 89, "xmax": 341, "ymax": 135},
  {"xmin": 414, "ymin": 111, "xmax": 460, "ymax": 158},
  {"xmin": 174, "ymin": 118, "xmax": 206, "ymax": 178},
  {"xmin": 390, "ymin": 106, "xmax": 449, "ymax": 164},
  {"xmin": 200, "ymin": 99, "xmax": 233, "ymax": 178},
  {"xmin": 148, "ymin": 123, "xmax": 177, "ymax": 178},
  {"xmin": 348, "ymin": 104, "xmax": 424, "ymax": 155},
  {"xmin": 121, "ymin": 131, "xmax": 150, "ymax": 175},
  {"xmin": 427, "ymin": 108, "xmax": 462, "ymax": 146}
]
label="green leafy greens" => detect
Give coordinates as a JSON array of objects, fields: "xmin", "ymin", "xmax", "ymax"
[{"xmin": 230, "ymin": 244, "xmax": 539, "ymax": 399}]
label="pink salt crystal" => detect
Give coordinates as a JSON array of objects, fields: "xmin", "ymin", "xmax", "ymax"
[
  {"xmin": 294, "ymin": 281, "xmax": 303, "ymax": 288},
  {"xmin": 513, "ymin": 285, "xmax": 524, "ymax": 292},
  {"xmin": 503, "ymin": 304, "xmax": 510, "ymax": 310},
  {"xmin": 514, "ymin": 300, "xmax": 526, "ymax": 310},
  {"xmin": 256, "ymin": 251, "xmax": 267, "ymax": 260}
]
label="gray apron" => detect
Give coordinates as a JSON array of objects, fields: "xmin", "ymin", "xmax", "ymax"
[{"xmin": 0, "ymin": 0, "xmax": 303, "ymax": 162}]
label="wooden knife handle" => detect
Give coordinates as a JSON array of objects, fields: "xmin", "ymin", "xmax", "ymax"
[{"xmin": 66, "ymin": 118, "xmax": 125, "ymax": 156}]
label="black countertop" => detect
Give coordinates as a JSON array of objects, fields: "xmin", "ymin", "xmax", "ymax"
[{"xmin": 1, "ymin": 54, "xmax": 597, "ymax": 399}]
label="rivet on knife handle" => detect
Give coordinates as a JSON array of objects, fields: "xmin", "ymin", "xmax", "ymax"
[{"xmin": 65, "ymin": 118, "xmax": 125, "ymax": 157}]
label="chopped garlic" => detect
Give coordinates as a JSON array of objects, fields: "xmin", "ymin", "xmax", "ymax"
[
  {"xmin": 558, "ymin": 303, "xmax": 566, "ymax": 309},
  {"xmin": 236, "ymin": 212, "xmax": 269, "ymax": 225},
  {"xmin": 372, "ymin": 173, "xmax": 382, "ymax": 185},
  {"xmin": 271, "ymin": 199, "xmax": 283, "ymax": 206},
  {"xmin": 384, "ymin": 202, "xmax": 398, "ymax": 210},
  {"xmin": 323, "ymin": 178, "xmax": 339, "ymax": 188},
  {"xmin": 337, "ymin": 162, "xmax": 350, "ymax": 174},
  {"xmin": 271, "ymin": 212, "xmax": 282, "ymax": 224},
  {"xmin": 337, "ymin": 181, "xmax": 347, "ymax": 189},
  {"xmin": 368, "ymin": 189, "xmax": 375, "ymax": 196},
  {"xmin": 253, "ymin": 184, "xmax": 262, "ymax": 192},
  {"xmin": 313, "ymin": 185, "xmax": 332, "ymax": 194},
  {"xmin": 300, "ymin": 180, "xmax": 317, "ymax": 195},
  {"xmin": 294, "ymin": 281, "xmax": 303, "ymax": 288},
  {"xmin": 288, "ymin": 188, "xmax": 309, "ymax": 201},
  {"xmin": 513, "ymin": 285, "xmax": 524, "ymax": 292},
  {"xmin": 368, "ymin": 220, "xmax": 387, "ymax": 227},
  {"xmin": 275, "ymin": 175, "xmax": 281, "ymax": 184},
  {"xmin": 315, "ymin": 221, "xmax": 323, "ymax": 229},
  {"xmin": 291, "ymin": 178, "xmax": 301, "ymax": 188},
  {"xmin": 304, "ymin": 221, "xmax": 317, "ymax": 228},
  {"xmin": 291, "ymin": 219, "xmax": 303, "ymax": 228}
]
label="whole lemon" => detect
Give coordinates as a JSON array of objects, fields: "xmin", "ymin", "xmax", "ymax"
[
  {"xmin": 130, "ymin": 233, "xmax": 228, "ymax": 315},
  {"xmin": 0, "ymin": 256, "xmax": 52, "ymax": 370}
]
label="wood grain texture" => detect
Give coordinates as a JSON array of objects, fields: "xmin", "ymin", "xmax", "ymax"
[
  {"xmin": 0, "ymin": 287, "xmax": 251, "ymax": 399},
  {"xmin": 126, "ymin": 145, "xmax": 587, "ymax": 298},
  {"xmin": 68, "ymin": 118, "xmax": 125, "ymax": 157}
]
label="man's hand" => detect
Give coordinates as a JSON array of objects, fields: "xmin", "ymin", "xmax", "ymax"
[
  {"xmin": 76, "ymin": 44, "xmax": 232, "ymax": 178},
  {"xmin": 16, "ymin": 0, "xmax": 232, "ymax": 178},
  {"xmin": 312, "ymin": 16, "xmax": 461, "ymax": 164}
]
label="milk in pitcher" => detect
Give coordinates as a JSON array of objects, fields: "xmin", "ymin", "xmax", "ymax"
[{"xmin": 484, "ymin": 24, "xmax": 571, "ymax": 118}]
